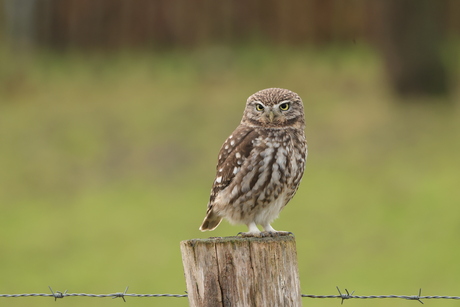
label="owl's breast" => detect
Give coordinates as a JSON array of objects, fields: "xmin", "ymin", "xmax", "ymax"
[
  {"xmin": 247, "ymin": 128, "xmax": 306, "ymax": 203},
  {"xmin": 213, "ymin": 127, "xmax": 306, "ymax": 224},
  {"xmin": 272, "ymin": 129, "xmax": 306, "ymax": 192}
]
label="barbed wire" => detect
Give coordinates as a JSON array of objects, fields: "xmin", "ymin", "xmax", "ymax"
[
  {"xmin": 1, "ymin": 286, "xmax": 460, "ymax": 304},
  {"xmin": 302, "ymin": 287, "xmax": 460, "ymax": 304},
  {"xmin": 0, "ymin": 287, "xmax": 187, "ymax": 302}
]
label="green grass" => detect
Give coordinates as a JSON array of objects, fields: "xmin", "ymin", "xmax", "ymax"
[{"xmin": 1, "ymin": 44, "xmax": 460, "ymax": 307}]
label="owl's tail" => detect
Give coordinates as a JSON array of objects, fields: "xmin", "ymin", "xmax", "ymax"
[{"xmin": 199, "ymin": 209, "xmax": 222, "ymax": 231}]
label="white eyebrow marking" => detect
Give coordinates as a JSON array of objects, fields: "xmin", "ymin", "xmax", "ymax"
[
  {"xmin": 253, "ymin": 101, "xmax": 265, "ymax": 107},
  {"xmin": 277, "ymin": 100, "xmax": 291, "ymax": 105}
]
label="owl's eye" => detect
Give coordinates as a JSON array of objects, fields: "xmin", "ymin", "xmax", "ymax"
[
  {"xmin": 279, "ymin": 103, "xmax": 290, "ymax": 111},
  {"xmin": 255, "ymin": 103, "xmax": 264, "ymax": 111}
]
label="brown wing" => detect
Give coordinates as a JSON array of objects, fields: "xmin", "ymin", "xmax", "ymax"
[{"xmin": 208, "ymin": 125, "xmax": 258, "ymax": 206}]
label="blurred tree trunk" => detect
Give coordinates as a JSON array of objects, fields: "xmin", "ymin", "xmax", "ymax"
[
  {"xmin": 374, "ymin": 0, "xmax": 449, "ymax": 98},
  {"xmin": 3, "ymin": 0, "xmax": 39, "ymax": 50}
]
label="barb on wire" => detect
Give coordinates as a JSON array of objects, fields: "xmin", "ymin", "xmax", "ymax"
[
  {"xmin": 48, "ymin": 286, "xmax": 67, "ymax": 301},
  {"xmin": 111, "ymin": 286, "xmax": 129, "ymax": 302},
  {"xmin": 337, "ymin": 286, "xmax": 354, "ymax": 304},
  {"xmin": 407, "ymin": 288, "xmax": 424, "ymax": 304}
]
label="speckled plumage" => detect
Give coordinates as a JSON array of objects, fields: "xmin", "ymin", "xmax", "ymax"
[{"xmin": 199, "ymin": 88, "xmax": 307, "ymax": 234}]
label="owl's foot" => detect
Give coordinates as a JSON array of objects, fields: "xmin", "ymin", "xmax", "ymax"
[
  {"xmin": 237, "ymin": 222, "xmax": 262, "ymax": 237},
  {"xmin": 237, "ymin": 231, "xmax": 294, "ymax": 238},
  {"xmin": 265, "ymin": 231, "xmax": 295, "ymax": 237},
  {"xmin": 237, "ymin": 223, "xmax": 294, "ymax": 237},
  {"xmin": 261, "ymin": 224, "xmax": 294, "ymax": 236}
]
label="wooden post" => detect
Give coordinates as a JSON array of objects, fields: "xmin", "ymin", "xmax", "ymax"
[{"xmin": 180, "ymin": 236, "xmax": 302, "ymax": 307}]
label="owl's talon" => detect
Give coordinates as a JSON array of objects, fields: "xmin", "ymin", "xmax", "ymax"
[
  {"xmin": 262, "ymin": 231, "xmax": 277, "ymax": 237},
  {"xmin": 237, "ymin": 231, "xmax": 294, "ymax": 238},
  {"xmin": 278, "ymin": 231, "xmax": 295, "ymax": 237},
  {"xmin": 263, "ymin": 231, "xmax": 294, "ymax": 237}
]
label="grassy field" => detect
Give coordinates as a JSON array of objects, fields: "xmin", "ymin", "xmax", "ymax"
[{"xmin": 1, "ymin": 44, "xmax": 460, "ymax": 307}]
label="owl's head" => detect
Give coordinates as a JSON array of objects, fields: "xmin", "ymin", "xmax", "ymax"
[{"xmin": 241, "ymin": 88, "xmax": 305, "ymax": 129}]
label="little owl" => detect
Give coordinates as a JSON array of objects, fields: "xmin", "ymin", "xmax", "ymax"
[{"xmin": 199, "ymin": 88, "xmax": 307, "ymax": 236}]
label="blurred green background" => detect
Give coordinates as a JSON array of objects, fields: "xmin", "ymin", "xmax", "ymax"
[{"xmin": 1, "ymin": 1, "xmax": 460, "ymax": 306}]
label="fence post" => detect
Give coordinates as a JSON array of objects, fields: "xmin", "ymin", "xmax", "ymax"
[{"xmin": 180, "ymin": 236, "xmax": 302, "ymax": 307}]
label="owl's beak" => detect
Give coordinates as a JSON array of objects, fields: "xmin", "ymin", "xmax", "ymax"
[{"xmin": 268, "ymin": 110, "xmax": 275, "ymax": 122}]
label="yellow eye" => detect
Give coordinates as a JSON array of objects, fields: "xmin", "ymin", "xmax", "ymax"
[
  {"xmin": 255, "ymin": 104, "xmax": 264, "ymax": 111},
  {"xmin": 279, "ymin": 103, "xmax": 290, "ymax": 111}
]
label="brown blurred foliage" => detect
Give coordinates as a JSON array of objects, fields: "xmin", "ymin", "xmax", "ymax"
[
  {"xmin": 374, "ymin": 0, "xmax": 453, "ymax": 97},
  {"xmin": 3, "ymin": 0, "xmax": 459, "ymax": 97},
  {"xmin": 18, "ymin": 0, "xmax": 455, "ymax": 49},
  {"xmin": 32, "ymin": 0, "xmax": 375, "ymax": 49}
]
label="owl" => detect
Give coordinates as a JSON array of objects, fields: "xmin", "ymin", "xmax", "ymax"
[{"xmin": 199, "ymin": 88, "xmax": 307, "ymax": 236}]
